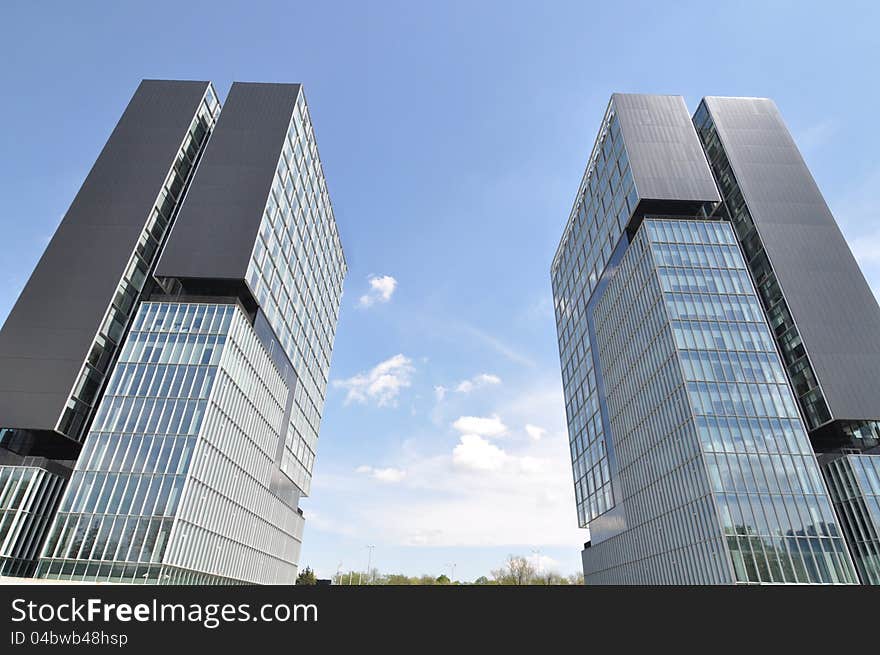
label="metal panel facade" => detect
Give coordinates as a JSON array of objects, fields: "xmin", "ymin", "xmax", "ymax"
[
  {"xmin": 0, "ymin": 80, "xmax": 210, "ymax": 432},
  {"xmin": 156, "ymin": 82, "xmax": 301, "ymax": 282},
  {"xmin": 703, "ymin": 97, "xmax": 880, "ymax": 423},
  {"xmin": 612, "ymin": 93, "xmax": 720, "ymax": 205}
]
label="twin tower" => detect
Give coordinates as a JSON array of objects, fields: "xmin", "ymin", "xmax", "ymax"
[
  {"xmin": 0, "ymin": 81, "xmax": 345, "ymax": 583},
  {"xmin": 2, "ymin": 83, "xmax": 879, "ymax": 585}
]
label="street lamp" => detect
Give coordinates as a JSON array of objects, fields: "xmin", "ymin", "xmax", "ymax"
[{"xmin": 365, "ymin": 545, "xmax": 375, "ymax": 585}]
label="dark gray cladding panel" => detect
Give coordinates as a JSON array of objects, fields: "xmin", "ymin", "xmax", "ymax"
[
  {"xmin": 156, "ymin": 82, "xmax": 301, "ymax": 281},
  {"xmin": 704, "ymin": 96, "xmax": 880, "ymax": 421},
  {"xmin": 612, "ymin": 93, "xmax": 720, "ymax": 204},
  {"xmin": 0, "ymin": 80, "xmax": 209, "ymax": 431}
]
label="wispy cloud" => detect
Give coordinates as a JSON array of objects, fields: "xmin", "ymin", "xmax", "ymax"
[
  {"xmin": 359, "ymin": 274, "xmax": 398, "ymax": 307},
  {"xmin": 435, "ymin": 373, "xmax": 502, "ymax": 402},
  {"xmin": 458, "ymin": 323, "xmax": 536, "ymax": 368},
  {"xmin": 454, "ymin": 373, "xmax": 501, "ymax": 393},
  {"xmin": 524, "ymin": 424, "xmax": 546, "ymax": 441},
  {"xmin": 333, "ymin": 354, "xmax": 414, "ymax": 407}
]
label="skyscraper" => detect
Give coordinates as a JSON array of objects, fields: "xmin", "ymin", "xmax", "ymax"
[
  {"xmin": 0, "ymin": 80, "xmax": 346, "ymax": 584},
  {"xmin": 0, "ymin": 80, "xmax": 219, "ymax": 577},
  {"xmin": 552, "ymin": 94, "xmax": 872, "ymax": 584}
]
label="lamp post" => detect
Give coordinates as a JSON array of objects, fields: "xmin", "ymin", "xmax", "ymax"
[{"xmin": 365, "ymin": 545, "xmax": 375, "ymax": 585}]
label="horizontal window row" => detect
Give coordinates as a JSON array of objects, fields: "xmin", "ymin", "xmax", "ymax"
[
  {"xmin": 132, "ymin": 303, "xmax": 234, "ymax": 335},
  {"xmin": 645, "ymin": 219, "xmax": 737, "ymax": 247},
  {"xmin": 664, "ymin": 292, "xmax": 765, "ymax": 323},
  {"xmin": 651, "ymin": 242, "xmax": 746, "ymax": 271},
  {"xmin": 672, "ymin": 320, "xmax": 777, "ymax": 353},
  {"xmin": 105, "ymin": 363, "xmax": 217, "ymax": 401},
  {"xmin": 659, "ymin": 266, "xmax": 755, "ymax": 296},
  {"xmin": 706, "ymin": 452, "xmax": 827, "ymax": 497},
  {"xmin": 75, "ymin": 433, "xmax": 196, "ymax": 477},
  {"xmin": 679, "ymin": 349, "xmax": 788, "ymax": 386},
  {"xmin": 91, "ymin": 397, "xmax": 208, "ymax": 437},
  {"xmin": 59, "ymin": 471, "xmax": 185, "ymax": 518},
  {"xmin": 695, "ymin": 415, "xmax": 813, "ymax": 456},
  {"xmin": 687, "ymin": 381, "xmax": 800, "ymax": 420},
  {"xmin": 119, "ymin": 332, "xmax": 226, "ymax": 367},
  {"xmin": 43, "ymin": 513, "xmax": 174, "ymax": 565}
]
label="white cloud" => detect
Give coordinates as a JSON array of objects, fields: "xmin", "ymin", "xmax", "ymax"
[
  {"xmin": 454, "ymin": 373, "xmax": 501, "ymax": 394},
  {"xmin": 452, "ymin": 414, "xmax": 507, "ymax": 437},
  {"xmin": 433, "ymin": 385, "xmax": 448, "ymax": 402},
  {"xmin": 359, "ymin": 274, "xmax": 397, "ymax": 307},
  {"xmin": 333, "ymin": 354, "xmax": 414, "ymax": 407},
  {"xmin": 524, "ymin": 424, "xmax": 546, "ymax": 441},
  {"xmin": 533, "ymin": 553, "xmax": 561, "ymax": 573},
  {"xmin": 452, "ymin": 434, "xmax": 508, "ymax": 471},
  {"xmin": 305, "ymin": 378, "xmax": 584, "ymax": 554},
  {"xmin": 356, "ymin": 465, "xmax": 406, "ymax": 483}
]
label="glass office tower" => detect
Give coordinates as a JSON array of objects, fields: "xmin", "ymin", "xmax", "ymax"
[
  {"xmin": 34, "ymin": 82, "xmax": 346, "ymax": 585},
  {"xmin": 1, "ymin": 80, "xmax": 345, "ymax": 584},
  {"xmin": 552, "ymin": 94, "xmax": 860, "ymax": 584},
  {"xmin": 0, "ymin": 80, "xmax": 218, "ymax": 577}
]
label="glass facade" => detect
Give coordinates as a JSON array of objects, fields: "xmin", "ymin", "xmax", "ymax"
[
  {"xmin": 245, "ymin": 89, "xmax": 346, "ymax": 495},
  {"xmin": 551, "ymin": 99, "xmax": 638, "ymax": 526},
  {"xmin": 823, "ymin": 454, "xmax": 880, "ymax": 584},
  {"xmin": 36, "ymin": 302, "xmax": 305, "ymax": 584},
  {"xmin": 585, "ymin": 220, "xmax": 732, "ymax": 583},
  {"xmin": 57, "ymin": 87, "xmax": 221, "ymax": 442},
  {"xmin": 0, "ymin": 466, "xmax": 66, "ymax": 577},
  {"xmin": 580, "ymin": 219, "xmax": 857, "ymax": 584}
]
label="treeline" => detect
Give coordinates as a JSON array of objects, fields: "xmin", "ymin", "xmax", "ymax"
[{"xmin": 296, "ymin": 556, "xmax": 585, "ymax": 586}]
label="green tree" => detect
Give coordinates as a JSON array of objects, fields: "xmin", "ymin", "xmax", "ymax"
[
  {"xmin": 296, "ymin": 566, "xmax": 317, "ymax": 585},
  {"xmin": 435, "ymin": 574, "xmax": 451, "ymax": 585}
]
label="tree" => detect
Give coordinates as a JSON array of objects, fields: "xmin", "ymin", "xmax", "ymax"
[
  {"xmin": 383, "ymin": 573, "xmax": 414, "ymax": 585},
  {"xmin": 490, "ymin": 555, "xmax": 537, "ymax": 585},
  {"xmin": 435, "ymin": 574, "xmax": 451, "ymax": 585},
  {"xmin": 536, "ymin": 571, "xmax": 567, "ymax": 585},
  {"xmin": 295, "ymin": 566, "xmax": 317, "ymax": 585},
  {"xmin": 473, "ymin": 576, "xmax": 491, "ymax": 585}
]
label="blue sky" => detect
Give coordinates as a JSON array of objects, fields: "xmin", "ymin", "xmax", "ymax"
[{"xmin": 2, "ymin": 1, "xmax": 879, "ymax": 581}]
